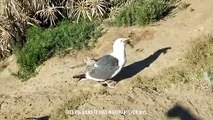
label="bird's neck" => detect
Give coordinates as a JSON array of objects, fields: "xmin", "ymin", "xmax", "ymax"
[{"xmin": 111, "ymin": 46, "xmax": 126, "ymax": 66}]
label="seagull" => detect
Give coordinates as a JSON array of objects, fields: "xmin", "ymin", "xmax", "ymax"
[{"xmin": 73, "ymin": 38, "xmax": 133, "ymax": 87}]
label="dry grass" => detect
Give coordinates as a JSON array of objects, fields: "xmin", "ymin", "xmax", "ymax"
[
  {"xmin": 51, "ymin": 91, "xmax": 90, "ymax": 119},
  {"xmin": 0, "ymin": 0, "xmax": 110, "ymax": 59},
  {"xmin": 0, "ymin": 27, "xmax": 11, "ymax": 58},
  {"xmin": 35, "ymin": 5, "xmax": 65, "ymax": 26},
  {"xmin": 186, "ymin": 35, "xmax": 213, "ymax": 81},
  {"xmin": 50, "ymin": 86, "xmax": 114, "ymax": 119},
  {"xmin": 0, "ymin": 0, "xmax": 64, "ymax": 59},
  {"xmin": 0, "ymin": 0, "xmax": 6, "ymax": 13},
  {"xmin": 90, "ymin": 0, "xmax": 109, "ymax": 19},
  {"xmin": 49, "ymin": 34, "xmax": 213, "ymax": 119},
  {"xmin": 0, "ymin": 0, "xmax": 177, "ymax": 60},
  {"xmin": 131, "ymin": 66, "xmax": 190, "ymax": 93},
  {"xmin": 186, "ymin": 35, "xmax": 213, "ymax": 75},
  {"xmin": 131, "ymin": 34, "xmax": 213, "ymax": 92},
  {"xmin": 69, "ymin": 0, "xmax": 109, "ymax": 22},
  {"xmin": 73, "ymin": 0, "xmax": 92, "ymax": 22}
]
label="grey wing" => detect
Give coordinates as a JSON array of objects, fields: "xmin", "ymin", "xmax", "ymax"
[{"xmin": 88, "ymin": 55, "xmax": 119, "ymax": 79}]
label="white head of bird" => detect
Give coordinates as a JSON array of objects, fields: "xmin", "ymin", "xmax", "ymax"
[
  {"xmin": 111, "ymin": 38, "xmax": 130, "ymax": 66},
  {"xmin": 112, "ymin": 38, "xmax": 129, "ymax": 54}
]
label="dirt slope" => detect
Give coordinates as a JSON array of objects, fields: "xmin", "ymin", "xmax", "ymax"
[{"xmin": 1, "ymin": 0, "xmax": 213, "ymax": 119}]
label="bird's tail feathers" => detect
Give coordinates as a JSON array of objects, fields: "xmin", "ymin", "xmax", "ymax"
[{"xmin": 73, "ymin": 74, "xmax": 86, "ymax": 80}]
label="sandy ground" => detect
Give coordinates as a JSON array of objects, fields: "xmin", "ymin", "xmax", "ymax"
[{"xmin": 1, "ymin": 0, "xmax": 213, "ymax": 119}]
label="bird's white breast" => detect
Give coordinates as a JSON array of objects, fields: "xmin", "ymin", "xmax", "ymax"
[{"xmin": 109, "ymin": 53, "xmax": 126, "ymax": 78}]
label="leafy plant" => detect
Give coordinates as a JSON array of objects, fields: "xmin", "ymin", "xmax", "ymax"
[
  {"xmin": 0, "ymin": 0, "xmax": 176, "ymax": 59},
  {"xmin": 15, "ymin": 20, "xmax": 101, "ymax": 80},
  {"xmin": 114, "ymin": 0, "xmax": 174, "ymax": 26},
  {"xmin": 0, "ymin": 0, "xmax": 44, "ymax": 59},
  {"xmin": 110, "ymin": 0, "xmax": 131, "ymax": 7},
  {"xmin": 0, "ymin": 0, "xmax": 110, "ymax": 59}
]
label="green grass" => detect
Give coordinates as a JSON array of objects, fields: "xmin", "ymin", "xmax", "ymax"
[
  {"xmin": 114, "ymin": 0, "xmax": 174, "ymax": 26},
  {"xmin": 14, "ymin": 20, "xmax": 101, "ymax": 80}
]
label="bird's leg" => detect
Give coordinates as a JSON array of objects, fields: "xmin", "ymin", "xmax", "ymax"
[
  {"xmin": 106, "ymin": 80, "xmax": 118, "ymax": 87},
  {"xmin": 98, "ymin": 81, "xmax": 107, "ymax": 85},
  {"xmin": 104, "ymin": 81, "xmax": 115, "ymax": 88},
  {"xmin": 98, "ymin": 80, "xmax": 117, "ymax": 88}
]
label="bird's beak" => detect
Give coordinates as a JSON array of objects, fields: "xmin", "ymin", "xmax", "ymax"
[{"xmin": 124, "ymin": 38, "xmax": 134, "ymax": 48}]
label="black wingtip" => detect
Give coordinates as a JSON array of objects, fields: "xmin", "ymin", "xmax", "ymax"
[{"xmin": 73, "ymin": 74, "xmax": 86, "ymax": 80}]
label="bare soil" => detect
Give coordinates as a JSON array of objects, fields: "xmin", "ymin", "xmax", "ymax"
[{"xmin": 1, "ymin": 0, "xmax": 213, "ymax": 119}]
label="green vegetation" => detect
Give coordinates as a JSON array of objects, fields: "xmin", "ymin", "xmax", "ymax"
[
  {"xmin": 15, "ymin": 20, "xmax": 101, "ymax": 80},
  {"xmin": 0, "ymin": 0, "xmax": 109, "ymax": 58},
  {"xmin": 0, "ymin": 0, "xmax": 177, "ymax": 80},
  {"xmin": 114, "ymin": 0, "xmax": 174, "ymax": 26},
  {"xmin": 132, "ymin": 35, "xmax": 213, "ymax": 92},
  {"xmin": 0, "ymin": 0, "xmax": 177, "ymax": 59}
]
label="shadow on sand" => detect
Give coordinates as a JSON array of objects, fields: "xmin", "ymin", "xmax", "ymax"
[
  {"xmin": 25, "ymin": 115, "xmax": 50, "ymax": 120},
  {"xmin": 112, "ymin": 47, "xmax": 172, "ymax": 82},
  {"xmin": 167, "ymin": 104, "xmax": 198, "ymax": 120}
]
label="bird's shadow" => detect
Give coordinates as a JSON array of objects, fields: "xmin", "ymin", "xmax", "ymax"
[
  {"xmin": 166, "ymin": 104, "xmax": 198, "ymax": 120},
  {"xmin": 25, "ymin": 116, "xmax": 50, "ymax": 120},
  {"xmin": 112, "ymin": 47, "xmax": 172, "ymax": 82}
]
